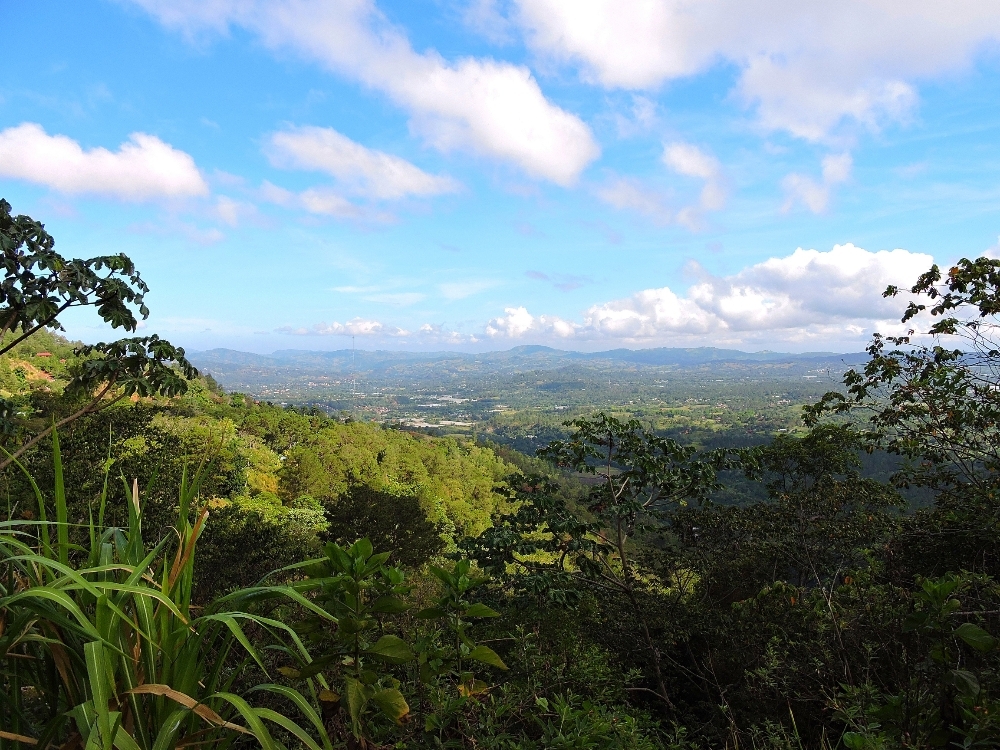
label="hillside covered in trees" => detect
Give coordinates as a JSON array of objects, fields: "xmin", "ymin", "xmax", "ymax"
[{"xmin": 5, "ymin": 198, "xmax": 1000, "ymax": 749}]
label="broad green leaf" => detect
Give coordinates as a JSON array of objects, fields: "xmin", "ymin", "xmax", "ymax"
[
  {"xmin": 430, "ymin": 566, "xmax": 455, "ymax": 587},
  {"xmin": 463, "ymin": 603, "xmax": 501, "ymax": 618},
  {"xmin": 467, "ymin": 645, "xmax": 508, "ymax": 670},
  {"xmin": 371, "ymin": 596, "xmax": 409, "ymax": 614},
  {"xmin": 112, "ymin": 725, "xmax": 143, "ymax": 750},
  {"xmin": 365, "ymin": 635, "xmax": 415, "ymax": 664},
  {"xmin": 353, "ymin": 538, "xmax": 374, "ymax": 561},
  {"xmin": 365, "ymin": 551, "xmax": 392, "ymax": 572},
  {"xmin": 415, "ymin": 607, "xmax": 447, "ymax": 620},
  {"xmin": 947, "ymin": 669, "xmax": 980, "ymax": 698},
  {"xmin": 344, "ymin": 678, "xmax": 371, "ymax": 736},
  {"xmin": 370, "ymin": 688, "xmax": 410, "ymax": 725},
  {"xmin": 955, "ymin": 622, "xmax": 997, "ymax": 652}
]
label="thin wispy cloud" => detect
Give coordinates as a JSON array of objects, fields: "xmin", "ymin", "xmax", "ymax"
[
  {"xmin": 782, "ymin": 153, "xmax": 853, "ymax": 213},
  {"xmin": 526, "ymin": 270, "xmax": 589, "ymax": 292},
  {"xmin": 266, "ymin": 125, "xmax": 460, "ymax": 200}
]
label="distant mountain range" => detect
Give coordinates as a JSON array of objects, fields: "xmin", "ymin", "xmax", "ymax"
[
  {"xmin": 188, "ymin": 344, "xmax": 870, "ymax": 414},
  {"xmin": 190, "ymin": 344, "xmax": 867, "ymax": 376}
]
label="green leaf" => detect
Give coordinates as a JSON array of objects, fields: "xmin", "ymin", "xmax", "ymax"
[
  {"xmin": 371, "ymin": 596, "xmax": 409, "ymax": 614},
  {"xmin": 955, "ymin": 622, "xmax": 997, "ymax": 652},
  {"xmin": 366, "ymin": 551, "xmax": 392, "ymax": 571},
  {"xmin": 415, "ymin": 607, "xmax": 447, "ymax": 619},
  {"xmin": 430, "ymin": 566, "xmax": 455, "ymax": 587},
  {"xmin": 353, "ymin": 538, "xmax": 374, "ymax": 561},
  {"xmin": 249, "ymin": 684, "xmax": 334, "ymax": 750},
  {"xmin": 255, "ymin": 708, "xmax": 325, "ymax": 750},
  {"xmin": 466, "ymin": 645, "xmax": 508, "ymax": 670},
  {"xmin": 463, "ymin": 603, "xmax": 500, "ymax": 618},
  {"xmin": 370, "ymin": 688, "xmax": 410, "ymax": 725},
  {"xmin": 901, "ymin": 612, "xmax": 927, "ymax": 633},
  {"xmin": 112, "ymin": 724, "xmax": 143, "ymax": 750},
  {"xmin": 947, "ymin": 669, "xmax": 980, "ymax": 698},
  {"xmin": 344, "ymin": 678, "xmax": 371, "ymax": 737},
  {"xmin": 365, "ymin": 635, "xmax": 415, "ymax": 664}
]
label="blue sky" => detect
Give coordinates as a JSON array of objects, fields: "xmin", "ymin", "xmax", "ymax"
[{"xmin": 2, "ymin": 0, "xmax": 999, "ymax": 353}]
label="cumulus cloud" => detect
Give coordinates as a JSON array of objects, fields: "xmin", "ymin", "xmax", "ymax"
[
  {"xmin": 0, "ymin": 122, "xmax": 208, "ymax": 200},
  {"xmin": 128, "ymin": 0, "xmax": 599, "ymax": 185},
  {"xmin": 486, "ymin": 243, "xmax": 934, "ymax": 347},
  {"xmin": 510, "ymin": 0, "xmax": 1000, "ymax": 141},
  {"xmin": 486, "ymin": 306, "xmax": 578, "ymax": 339},
  {"xmin": 267, "ymin": 125, "xmax": 460, "ymax": 199},
  {"xmin": 782, "ymin": 153, "xmax": 853, "ymax": 213}
]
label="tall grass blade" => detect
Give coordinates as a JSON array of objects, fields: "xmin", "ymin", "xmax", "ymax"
[{"xmin": 52, "ymin": 427, "xmax": 69, "ymax": 568}]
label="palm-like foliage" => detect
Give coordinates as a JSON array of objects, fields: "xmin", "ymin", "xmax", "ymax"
[{"xmin": 0, "ymin": 432, "xmax": 332, "ymax": 750}]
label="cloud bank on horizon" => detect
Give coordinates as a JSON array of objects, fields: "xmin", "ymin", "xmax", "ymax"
[
  {"xmin": 277, "ymin": 243, "xmax": 933, "ymax": 350},
  {"xmin": 1, "ymin": 1, "xmax": 999, "ymax": 353}
]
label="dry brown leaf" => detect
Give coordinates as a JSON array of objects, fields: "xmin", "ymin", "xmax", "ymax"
[{"xmin": 128, "ymin": 684, "xmax": 251, "ymax": 734}]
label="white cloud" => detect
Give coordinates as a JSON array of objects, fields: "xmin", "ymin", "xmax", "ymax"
[
  {"xmin": 258, "ymin": 180, "xmax": 395, "ymax": 222},
  {"xmin": 485, "ymin": 243, "xmax": 934, "ymax": 347},
  {"xmin": 213, "ymin": 195, "xmax": 258, "ymax": 226},
  {"xmin": 0, "ymin": 122, "xmax": 208, "ymax": 200},
  {"xmin": 462, "ymin": 0, "xmax": 515, "ymax": 45},
  {"xmin": 277, "ymin": 318, "xmax": 408, "ymax": 336},
  {"xmin": 613, "ymin": 94, "xmax": 659, "ymax": 137},
  {"xmin": 485, "ymin": 306, "xmax": 577, "ymax": 338},
  {"xmin": 511, "ymin": 0, "xmax": 1000, "ymax": 141},
  {"xmin": 299, "ymin": 188, "xmax": 364, "ymax": 218},
  {"xmin": 267, "ymin": 125, "xmax": 460, "ymax": 199},
  {"xmin": 276, "ymin": 317, "xmax": 483, "ymax": 344},
  {"xmin": 597, "ymin": 142, "xmax": 725, "ymax": 229},
  {"xmin": 663, "ymin": 142, "xmax": 718, "ymax": 181},
  {"xmin": 662, "ymin": 141, "xmax": 726, "ymax": 227},
  {"xmin": 596, "ymin": 177, "xmax": 673, "ymax": 225},
  {"xmin": 129, "ymin": 0, "xmax": 599, "ymax": 185},
  {"xmin": 782, "ymin": 153, "xmax": 853, "ymax": 213}
]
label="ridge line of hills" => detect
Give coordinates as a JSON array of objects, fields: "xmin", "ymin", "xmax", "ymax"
[{"xmin": 190, "ymin": 344, "xmax": 868, "ymax": 372}]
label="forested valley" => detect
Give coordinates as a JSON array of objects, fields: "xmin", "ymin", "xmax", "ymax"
[{"xmin": 5, "ymin": 197, "xmax": 1000, "ymax": 750}]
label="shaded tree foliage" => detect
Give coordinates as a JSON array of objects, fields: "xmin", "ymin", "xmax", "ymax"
[{"xmin": 325, "ymin": 484, "xmax": 444, "ymax": 568}]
